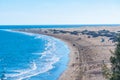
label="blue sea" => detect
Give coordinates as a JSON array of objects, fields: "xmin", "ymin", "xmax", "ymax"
[
  {"xmin": 0, "ymin": 27, "xmax": 70, "ymax": 80},
  {"xmin": 0, "ymin": 24, "xmax": 120, "ymax": 29}
]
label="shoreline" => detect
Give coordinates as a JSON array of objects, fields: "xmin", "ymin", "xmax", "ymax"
[
  {"xmin": 52, "ymin": 35, "xmax": 81, "ymax": 80},
  {"xmin": 56, "ymin": 35, "xmax": 87, "ymax": 80},
  {"xmin": 39, "ymin": 32, "xmax": 98, "ymax": 80},
  {"xmin": 16, "ymin": 26, "xmax": 120, "ymax": 80}
]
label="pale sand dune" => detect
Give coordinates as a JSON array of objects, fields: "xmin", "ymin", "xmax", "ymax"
[{"xmin": 17, "ymin": 26, "xmax": 120, "ymax": 80}]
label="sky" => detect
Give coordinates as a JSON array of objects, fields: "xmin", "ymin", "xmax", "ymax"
[{"xmin": 0, "ymin": 0, "xmax": 120, "ymax": 25}]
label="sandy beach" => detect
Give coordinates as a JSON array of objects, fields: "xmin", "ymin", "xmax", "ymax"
[{"xmin": 17, "ymin": 26, "xmax": 120, "ymax": 80}]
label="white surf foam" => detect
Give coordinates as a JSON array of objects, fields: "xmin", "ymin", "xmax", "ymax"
[{"xmin": 3, "ymin": 29, "xmax": 62, "ymax": 80}]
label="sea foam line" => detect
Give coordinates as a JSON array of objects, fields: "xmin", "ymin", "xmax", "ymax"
[{"xmin": 3, "ymin": 29, "xmax": 61, "ymax": 80}]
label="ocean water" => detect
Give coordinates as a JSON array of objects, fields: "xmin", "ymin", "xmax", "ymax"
[
  {"xmin": 0, "ymin": 24, "xmax": 119, "ymax": 29},
  {"xmin": 0, "ymin": 29, "xmax": 69, "ymax": 80}
]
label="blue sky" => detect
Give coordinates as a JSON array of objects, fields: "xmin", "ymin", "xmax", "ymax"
[{"xmin": 0, "ymin": 0, "xmax": 120, "ymax": 25}]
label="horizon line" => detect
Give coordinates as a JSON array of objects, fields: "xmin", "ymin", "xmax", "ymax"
[{"xmin": 0, "ymin": 24, "xmax": 120, "ymax": 26}]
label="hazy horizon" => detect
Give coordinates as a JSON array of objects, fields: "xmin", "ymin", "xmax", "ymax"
[{"xmin": 0, "ymin": 0, "xmax": 120, "ymax": 25}]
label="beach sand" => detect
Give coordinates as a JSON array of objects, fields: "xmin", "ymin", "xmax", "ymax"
[{"xmin": 17, "ymin": 26, "xmax": 120, "ymax": 80}]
